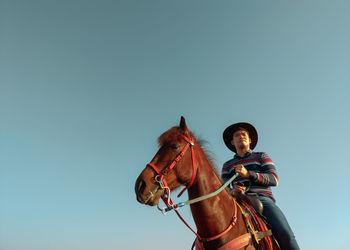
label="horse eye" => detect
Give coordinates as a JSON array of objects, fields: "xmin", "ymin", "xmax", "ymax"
[{"xmin": 170, "ymin": 144, "xmax": 179, "ymax": 150}]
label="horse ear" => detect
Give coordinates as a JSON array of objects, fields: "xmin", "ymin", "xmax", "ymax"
[{"xmin": 179, "ymin": 116, "xmax": 190, "ymax": 137}]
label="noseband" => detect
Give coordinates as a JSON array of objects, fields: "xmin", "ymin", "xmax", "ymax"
[{"xmin": 147, "ymin": 135, "xmax": 196, "ymax": 210}]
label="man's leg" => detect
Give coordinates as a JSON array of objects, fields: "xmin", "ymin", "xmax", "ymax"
[{"xmin": 258, "ymin": 196, "xmax": 299, "ymax": 250}]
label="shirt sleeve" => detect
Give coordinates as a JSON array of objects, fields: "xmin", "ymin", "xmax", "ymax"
[
  {"xmin": 221, "ymin": 161, "xmax": 237, "ymax": 186},
  {"xmin": 248, "ymin": 153, "xmax": 279, "ymax": 187},
  {"xmin": 221, "ymin": 162, "xmax": 231, "ymax": 183}
]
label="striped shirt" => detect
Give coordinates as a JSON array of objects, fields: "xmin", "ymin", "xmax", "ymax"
[{"xmin": 221, "ymin": 150, "xmax": 279, "ymax": 201}]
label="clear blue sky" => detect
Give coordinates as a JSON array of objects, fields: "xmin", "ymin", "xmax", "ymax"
[{"xmin": 1, "ymin": 1, "xmax": 350, "ymax": 249}]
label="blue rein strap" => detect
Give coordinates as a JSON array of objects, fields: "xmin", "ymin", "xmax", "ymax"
[{"xmin": 162, "ymin": 173, "xmax": 239, "ymax": 213}]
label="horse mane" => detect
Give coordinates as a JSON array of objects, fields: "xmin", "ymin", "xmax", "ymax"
[{"xmin": 158, "ymin": 126, "xmax": 223, "ymax": 184}]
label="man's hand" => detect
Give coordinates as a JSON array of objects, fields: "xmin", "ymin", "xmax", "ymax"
[
  {"xmin": 232, "ymin": 183, "xmax": 246, "ymax": 197},
  {"xmin": 234, "ymin": 164, "xmax": 250, "ymax": 178}
]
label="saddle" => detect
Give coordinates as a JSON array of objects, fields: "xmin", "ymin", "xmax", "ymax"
[
  {"xmin": 244, "ymin": 193, "xmax": 264, "ymax": 215},
  {"xmin": 232, "ymin": 192, "xmax": 280, "ymax": 250},
  {"xmin": 232, "ymin": 190, "xmax": 263, "ymax": 215}
]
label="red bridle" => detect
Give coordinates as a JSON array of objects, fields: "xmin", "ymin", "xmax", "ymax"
[
  {"xmin": 147, "ymin": 134, "xmax": 197, "ymax": 203},
  {"xmin": 146, "ymin": 134, "xmax": 238, "ymax": 244}
]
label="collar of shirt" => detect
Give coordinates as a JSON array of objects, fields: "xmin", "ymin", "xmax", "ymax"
[{"xmin": 233, "ymin": 149, "xmax": 253, "ymax": 159}]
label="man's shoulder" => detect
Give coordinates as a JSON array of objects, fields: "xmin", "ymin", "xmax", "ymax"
[
  {"xmin": 223, "ymin": 158, "xmax": 235, "ymax": 168},
  {"xmin": 251, "ymin": 151, "xmax": 270, "ymax": 159},
  {"xmin": 252, "ymin": 151, "xmax": 275, "ymax": 166}
]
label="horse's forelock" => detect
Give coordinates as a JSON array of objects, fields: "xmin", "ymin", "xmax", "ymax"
[{"xmin": 158, "ymin": 126, "xmax": 184, "ymax": 147}]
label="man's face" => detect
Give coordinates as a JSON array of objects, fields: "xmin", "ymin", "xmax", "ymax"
[{"xmin": 231, "ymin": 129, "xmax": 251, "ymax": 150}]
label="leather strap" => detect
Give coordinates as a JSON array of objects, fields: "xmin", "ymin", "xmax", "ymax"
[{"xmin": 216, "ymin": 230, "xmax": 273, "ymax": 250}]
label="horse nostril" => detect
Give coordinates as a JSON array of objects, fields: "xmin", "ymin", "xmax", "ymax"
[{"xmin": 136, "ymin": 178, "xmax": 146, "ymax": 195}]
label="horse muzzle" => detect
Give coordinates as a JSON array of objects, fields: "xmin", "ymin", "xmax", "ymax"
[{"xmin": 135, "ymin": 176, "xmax": 164, "ymax": 206}]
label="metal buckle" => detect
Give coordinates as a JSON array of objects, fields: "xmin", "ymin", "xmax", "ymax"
[{"xmin": 183, "ymin": 137, "xmax": 194, "ymax": 145}]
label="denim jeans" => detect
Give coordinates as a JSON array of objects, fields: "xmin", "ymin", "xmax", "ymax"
[{"xmin": 257, "ymin": 196, "xmax": 300, "ymax": 250}]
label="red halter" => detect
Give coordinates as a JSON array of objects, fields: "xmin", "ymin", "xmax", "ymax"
[
  {"xmin": 146, "ymin": 134, "xmax": 239, "ymax": 244},
  {"xmin": 147, "ymin": 134, "xmax": 196, "ymax": 200}
]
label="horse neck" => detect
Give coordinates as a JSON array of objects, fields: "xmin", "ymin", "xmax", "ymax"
[{"xmin": 187, "ymin": 146, "xmax": 237, "ymax": 238}]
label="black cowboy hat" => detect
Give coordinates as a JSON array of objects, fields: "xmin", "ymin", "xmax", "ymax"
[{"xmin": 223, "ymin": 122, "xmax": 258, "ymax": 152}]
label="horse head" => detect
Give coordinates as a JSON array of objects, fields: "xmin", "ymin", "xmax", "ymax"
[{"xmin": 135, "ymin": 116, "xmax": 197, "ymax": 206}]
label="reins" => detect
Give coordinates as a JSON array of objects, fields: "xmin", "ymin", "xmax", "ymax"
[{"xmin": 162, "ymin": 172, "xmax": 239, "ymax": 213}]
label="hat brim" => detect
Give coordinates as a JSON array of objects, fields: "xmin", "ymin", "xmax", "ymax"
[{"xmin": 223, "ymin": 122, "xmax": 258, "ymax": 152}]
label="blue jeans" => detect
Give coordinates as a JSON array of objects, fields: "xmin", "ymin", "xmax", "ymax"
[{"xmin": 257, "ymin": 196, "xmax": 300, "ymax": 250}]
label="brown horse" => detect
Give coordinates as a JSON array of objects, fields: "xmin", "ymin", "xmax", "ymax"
[{"xmin": 135, "ymin": 117, "xmax": 275, "ymax": 250}]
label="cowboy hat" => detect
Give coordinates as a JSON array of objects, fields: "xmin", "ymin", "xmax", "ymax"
[{"xmin": 223, "ymin": 122, "xmax": 258, "ymax": 152}]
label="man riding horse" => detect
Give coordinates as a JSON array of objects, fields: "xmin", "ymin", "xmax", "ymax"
[{"xmin": 222, "ymin": 122, "xmax": 300, "ymax": 250}]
